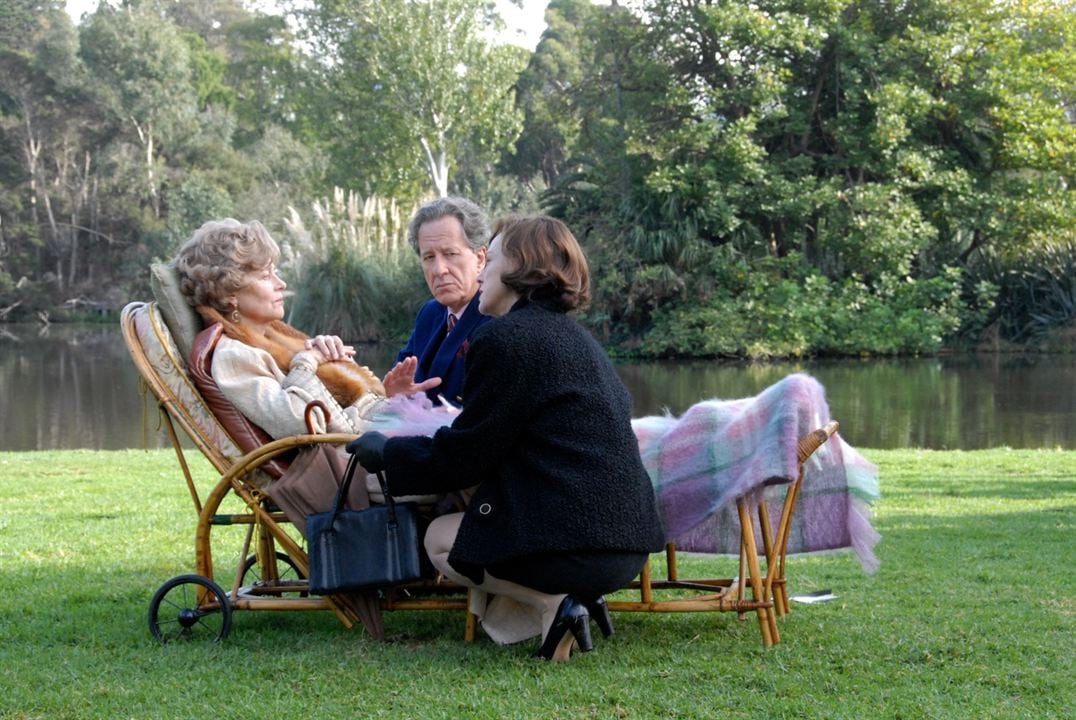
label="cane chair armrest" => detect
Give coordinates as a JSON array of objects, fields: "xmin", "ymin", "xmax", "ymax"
[
  {"xmin": 220, "ymin": 432, "xmax": 359, "ymax": 486},
  {"xmin": 797, "ymin": 421, "xmax": 839, "ymax": 464}
]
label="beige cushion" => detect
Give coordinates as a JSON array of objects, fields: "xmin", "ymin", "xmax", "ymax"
[
  {"xmin": 150, "ymin": 262, "xmax": 202, "ymax": 361},
  {"xmin": 129, "ymin": 302, "xmax": 247, "ymax": 469}
]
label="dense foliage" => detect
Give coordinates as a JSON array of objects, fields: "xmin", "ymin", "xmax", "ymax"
[
  {"xmin": 515, "ymin": 0, "xmax": 1075, "ymax": 355},
  {"xmin": 1, "ymin": 0, "xmax": 1073, "ymax": 355},
  {"xmin": 0, "ymin": 0, "xmax": 324, "ymax": 322}
]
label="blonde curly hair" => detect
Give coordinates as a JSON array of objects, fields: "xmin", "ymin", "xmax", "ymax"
[{"xmin": 174, "ymin": 219, "xmax": 280, "ymax": 313}]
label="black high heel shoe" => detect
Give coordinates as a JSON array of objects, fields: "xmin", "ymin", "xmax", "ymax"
[
  {"xmin": 584, "ymin": 596, "xmax": 614, "ymax": 638},
  {"xmin": 535, "ymin": 596, "xmax": 594, "ymax": 662}
]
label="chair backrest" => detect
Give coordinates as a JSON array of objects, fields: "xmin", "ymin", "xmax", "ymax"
[
  {"xmin": 122, "ymin": 301, "xmax": 276, "ymax": 488},
  {"xmin": 188, "ymin": 322, "xmax": 291, "ymax": 479},
  {"xmin": 149, "ymin": 262, "xmax": 202, "ymax": 362}
]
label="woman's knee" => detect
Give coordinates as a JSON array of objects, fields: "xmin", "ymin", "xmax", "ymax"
[{"xmin": 424, "ymin": 512, "xmax": 463, "ymax": 557}]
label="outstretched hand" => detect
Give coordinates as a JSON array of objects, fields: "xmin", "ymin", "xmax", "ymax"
[{"xmin": 382, "ymin": 356, "xmax": 442, "ymax": 398}]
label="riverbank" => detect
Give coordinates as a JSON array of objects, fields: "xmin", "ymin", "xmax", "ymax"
[
  {"xmin": 5, "ymin": 326, "xmax": 1076, "ymax": 449},
  {"xmin": 7, "ymin": 311, "xmax": 1076, "ymax": 356},
  {"xmin": 0, "ymin": 448, "xmax": 1072, "ymax": 718}
]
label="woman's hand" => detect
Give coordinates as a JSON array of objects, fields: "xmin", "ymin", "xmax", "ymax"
[
  {"xmin": 346, "ymin": 431, "xmax": 388, "ymax": 473},
  {"xmin": 382, "ymin": 356, "xmax": 442, "ymax": 398},
  {"xmin": 304, "ymin": 335, "xmax": 356, "ymax": 364}
]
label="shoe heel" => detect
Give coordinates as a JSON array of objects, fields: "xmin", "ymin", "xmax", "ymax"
[
  {"xmin": 572, "ymin": 614, "xmax": 594, "ymax": 653},
  {"xmin": 536, "ymin": 596, "xmax": 593, "ymax": 661},
  {"xmin": 585, "ymin": 596, "xmax": 614, "ymax": 638}
]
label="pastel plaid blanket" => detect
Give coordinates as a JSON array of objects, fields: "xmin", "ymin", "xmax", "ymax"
[{"xmin": 632, "ymin": 373, "xmax": 880, "ymax": 573}]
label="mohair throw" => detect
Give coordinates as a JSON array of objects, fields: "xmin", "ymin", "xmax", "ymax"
[{"xmin": 632, "ymin": 373, "xmax": 881, "ymax": 573}]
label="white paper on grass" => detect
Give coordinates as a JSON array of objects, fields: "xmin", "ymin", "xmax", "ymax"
[{"xmin": 790, "ymin": 590, "xmax": 838, "ymax": 604}]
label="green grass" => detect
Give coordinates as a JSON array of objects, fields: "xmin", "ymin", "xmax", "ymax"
[{"xmin": 0, "ymin": 448, "xmax": 1073, "ymax": 719}]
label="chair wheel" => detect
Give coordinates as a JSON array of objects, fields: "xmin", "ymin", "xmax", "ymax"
[{"xmin": 148, "ymin": 574, "xmax": 232, "ymax": 644}]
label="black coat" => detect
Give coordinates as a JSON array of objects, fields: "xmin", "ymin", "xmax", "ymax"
[{"xmin": 384, "ymin": 299, "xmax": 665, "ymax": 574}]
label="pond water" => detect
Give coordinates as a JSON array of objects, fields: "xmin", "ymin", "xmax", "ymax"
[{"xmin": 1, "ymin": 322, "xmax": 1073, "ymax": 451}]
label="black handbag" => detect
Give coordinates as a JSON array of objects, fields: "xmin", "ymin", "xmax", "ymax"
[{"xmin": 306, "ymin": 453, "xmax": 423, "ymax": 594}]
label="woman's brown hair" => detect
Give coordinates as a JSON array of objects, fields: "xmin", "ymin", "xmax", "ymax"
[
  {"xmin": 491, "ymin": 215, "xmax": 590, "ymax": 312},
  {"xmin": 174, "ymin": 219, "xmax": 279, "ymax": 313}
]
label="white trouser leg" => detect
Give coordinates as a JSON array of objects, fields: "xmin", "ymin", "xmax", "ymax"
[{"xmin": 424, "ymin": 513, "xmax": 562, "ymax": 644}]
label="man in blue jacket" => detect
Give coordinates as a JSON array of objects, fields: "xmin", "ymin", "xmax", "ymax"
[{"xmin": 396, "ymin": 197, "xmax": 492, "ymax": 407}]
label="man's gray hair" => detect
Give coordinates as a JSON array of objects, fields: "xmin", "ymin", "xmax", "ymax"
[{"xmin": 407, "ymin": 196, "xmax": 490, "ymax": 254}]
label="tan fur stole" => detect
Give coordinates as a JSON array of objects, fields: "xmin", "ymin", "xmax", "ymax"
[{"xmin": 198, "ymin": 306, "xmax": 385, "ymax": 407}]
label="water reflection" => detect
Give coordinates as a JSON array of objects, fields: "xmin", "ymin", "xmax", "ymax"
[
  {"xmin": 1, "ymin": 323, "xmax": 1072, "ymax": 450},
  {"xmin": 616, "ymin": 355, "xmax": 1076, "ymax": 450},
  {"xmin": 0, "ymin": 323, "xmax": 158, "ymax": 451}
]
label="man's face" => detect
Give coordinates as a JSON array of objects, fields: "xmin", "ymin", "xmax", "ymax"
[{"xmin": 417, "ymin": 215, "xmax": 487, "ymax": 314}]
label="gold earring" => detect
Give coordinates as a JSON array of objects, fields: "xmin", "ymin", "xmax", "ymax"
[{"xmin": 231, "ymin": 307, "xmax": 241, "ymax": 323}]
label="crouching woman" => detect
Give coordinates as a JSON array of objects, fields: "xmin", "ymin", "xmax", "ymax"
[{"xmin": 352, "ymin": 216, "xmax": 664, "ymax": 661}]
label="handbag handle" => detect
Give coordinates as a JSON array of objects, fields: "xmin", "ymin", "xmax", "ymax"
[{"xmin": 329, "ymin": 450, "xmax": 398, "ymax": 528}]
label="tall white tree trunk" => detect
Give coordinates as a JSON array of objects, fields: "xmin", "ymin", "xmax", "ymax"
[
  {"xmin": 419, "ymin": 136, "xmax": 448, "ymax": 198},
  {"xmin": 20, "ymin": 102, "xmax": 41, "ymax": 226},
  {"xmin": 133, "ymin": 118, "xmax": 160, "ymax": 217},
  {"xmin": 40, "ymin": 190, "xmax": 64, "ymax": 292}
]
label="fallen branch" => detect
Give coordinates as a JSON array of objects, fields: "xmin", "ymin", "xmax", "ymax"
[{"xmin": 0, "ymin": 300, "xmax": 23, "ymax": 321}]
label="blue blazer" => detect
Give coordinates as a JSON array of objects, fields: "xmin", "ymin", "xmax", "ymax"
[{"xmin": 396, "ymin": 294, "xmax": 491, "ymax": 407}]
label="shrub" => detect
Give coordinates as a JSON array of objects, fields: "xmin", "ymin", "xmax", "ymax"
[
  {"xmin": 640, "ymin": 258, "xmax": 967, "ymax": 358},
  {"xmin": 281, "ymin": 189, "xmax": 427, "ymax": 343},
  {"xmin": 970, "ymin": 239, "xmax": 1076, "ymax": 343}
]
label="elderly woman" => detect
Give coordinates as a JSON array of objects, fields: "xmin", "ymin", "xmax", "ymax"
[
  {"xmin": 352, "ymin": 216, "xmax": 665, "ymax": 661},
  {"xmin": 174, "ymin": 218, "xmax": 438, "ymax": 438}
]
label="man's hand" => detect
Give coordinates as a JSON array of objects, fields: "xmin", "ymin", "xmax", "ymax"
[{"xmin": 382, "ymin": 356, "xmax": 443, "ymax": 398}]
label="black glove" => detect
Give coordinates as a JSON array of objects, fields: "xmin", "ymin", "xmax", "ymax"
[{"xmin": 346, "ymin": 431, "xmax": 389, "ymax": 474}]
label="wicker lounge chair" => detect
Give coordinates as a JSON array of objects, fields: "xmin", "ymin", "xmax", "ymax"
[{"xmin": 123, "ymin": 264, "xmax": 471, "ymax": 643}]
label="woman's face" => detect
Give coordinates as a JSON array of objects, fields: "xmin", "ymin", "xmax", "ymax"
[
  {"xmin": 477, "ymin": 234, "xmax": 520, "ymax": 317},
  {"xmin": 232, "ymin": 263, "xmax": 287, "ymax": 329}
]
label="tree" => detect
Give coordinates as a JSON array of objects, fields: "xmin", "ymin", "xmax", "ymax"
[
  {"xmin": 80, "ymin": 4, "xmax": 200, "ymax": 218},
  {"xmin": 519, "ymin": 0, "xmax": 1075, "ymax": 353},
  {"xmin": 0, "ymin": 3, "xmax": 103, "ymax": 294},
  {"xmin": 301, "ymin": 0, "xmax": 526, "ymax": 199},
  {"xmin": 504, "ymin": 0, "xmax": 596, "ymax": 188},
  {"xmin": 0, "ymin": 0, "xmax": 330, "ymax": 315},
  {"xmin": 221, "ymin": 12, "xmax": 311, "ymax": 146},
  {"xmin": 154, "ymin": 0, "xmax": 311, "ymax": 147}
]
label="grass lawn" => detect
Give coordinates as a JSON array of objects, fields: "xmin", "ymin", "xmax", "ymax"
[{"xmin": 0, "ymin": 448, "xmax": 1073, "ymax": 719}]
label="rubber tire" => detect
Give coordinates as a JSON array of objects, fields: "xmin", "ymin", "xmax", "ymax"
[{"xmin": 148, "ymin": 574, "xmax": 232, "ymax": 643}]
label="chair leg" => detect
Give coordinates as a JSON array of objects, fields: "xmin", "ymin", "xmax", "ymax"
[
  {"xmin": 736, "ymin": 539, "xmax": 748, "ymax": 620},
  {"xmin": 464, "ymin": 589, "xmax": 477, "ymax": 642},
  {"xmin": 756, "ymin": 499, "xmax": 780, "ymax": 620},
  {"xmin": 773, "ymin": 475, "xmax": 805, "ymax": 617},
  {"xmin": 737, "ymin": 498, "xmax": 777, "ymax": 646},
  {"xmin": 640, "ymin": 557, "xmax": 653, "ymax": 605}
]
